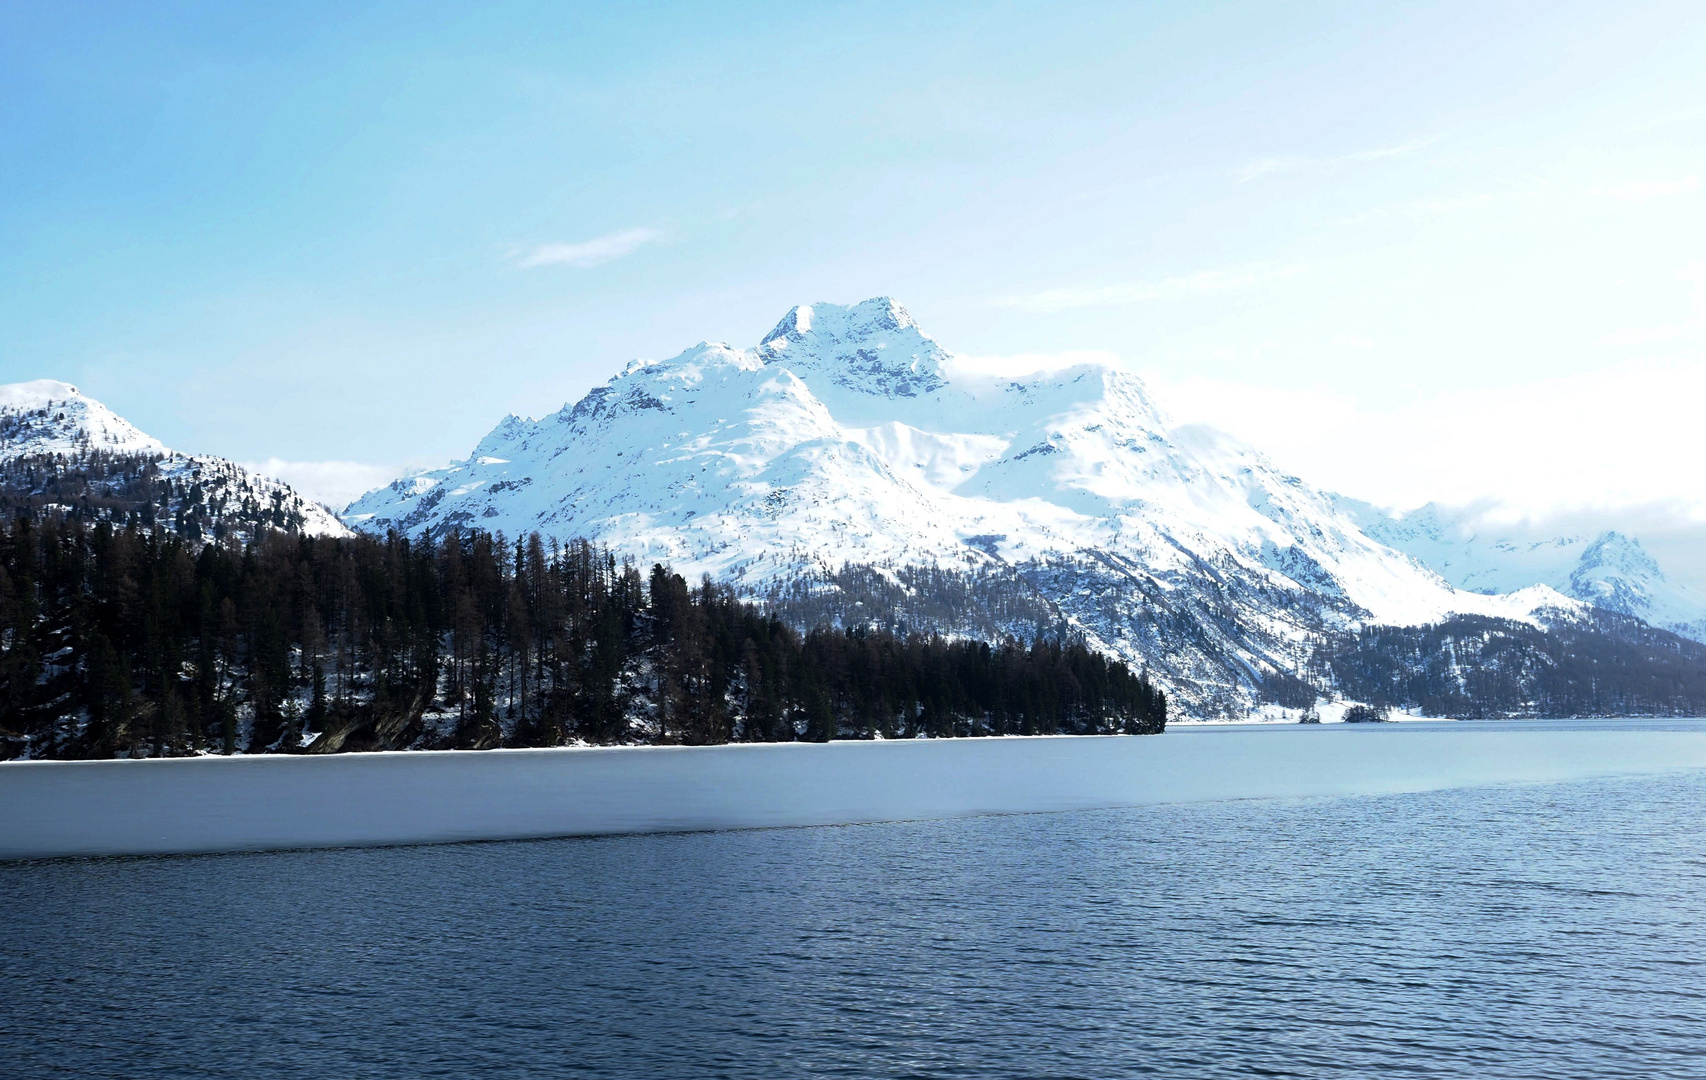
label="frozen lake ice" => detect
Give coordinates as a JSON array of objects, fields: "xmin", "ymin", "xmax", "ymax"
[{"xmin": 4, "ymin": 719, "xmax": 1706, "ymax": 860}]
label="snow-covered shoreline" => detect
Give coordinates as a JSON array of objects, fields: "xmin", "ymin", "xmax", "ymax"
[{"xmin": 5, "ymin": 723, "xmax": 1706, "ymax": 861}]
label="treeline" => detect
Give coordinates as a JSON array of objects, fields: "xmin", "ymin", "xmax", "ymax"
[
  {"xmin": 0, "ymin": 517, "xmax": 1166, "ymax": 760},
  {"xmin": 1316, "ymin": 613, "xmax": 1706, "ymax": 718}
]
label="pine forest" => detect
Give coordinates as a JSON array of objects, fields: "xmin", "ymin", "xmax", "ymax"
[{"xmin": 0, "ymin": 518, "xmax": 1167, "ymax": 760}]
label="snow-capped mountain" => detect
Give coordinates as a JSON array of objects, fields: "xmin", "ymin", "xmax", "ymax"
[
  {"xmin": 0, "ymin": 379, "xmax": 349, "ymax": 541},
  {"xmin": 346, "ymin": 298, "xmax": 1579, "ymax": 711},
  {"xmin": 1336, "ymin": 498, "xmax": 1706, "ymax": 642},
  {"xmin": 0, "ymin": 379, "xmax": 165, "ymax": 458}
]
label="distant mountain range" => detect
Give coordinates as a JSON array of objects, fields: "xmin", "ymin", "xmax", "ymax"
[
  {"xmin": 5, "ymin": 299, "xmax": 1703, "ymax": 719},
  {"xmin": 1335, "ymin": 498, "xmax": 1706, "ymax": 643}
]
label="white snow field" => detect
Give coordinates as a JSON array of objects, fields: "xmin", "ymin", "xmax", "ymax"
[{"xmin": 5, "ymin": 723, "xmax": 1705, "ymax": 860}]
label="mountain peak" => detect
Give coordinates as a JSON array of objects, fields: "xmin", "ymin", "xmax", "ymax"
[
  {"xmin": 0, "ymin": 379, "xmax": 167, "ymax": 459},
  {"xmin": 0, "ymin": 378, "xmax": 350, "ymax": 539},
  {"xmin": 756, "ymin": 297, "xmax": 947, "ymax": 398},
  {"xmin": 0, "ymin": 378, "xmax": 83, "ymax": 407},
  {"xmin": 1577, "ymin": 530, "xmax": 1662, "ymax": 579},
  {"xmin": 760, "ymin": 297, "xmax": 917, "ymax": 349}
]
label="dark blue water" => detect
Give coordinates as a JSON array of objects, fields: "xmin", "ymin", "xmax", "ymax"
[{"xmin": 3, "ymin": 770, "xmax": 1705, "ymax": 1078}]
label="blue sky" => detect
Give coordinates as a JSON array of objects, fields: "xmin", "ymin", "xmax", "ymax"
[{"xmin": 3, "ymin": 1, "xmax": 1704, "ymax": 529}]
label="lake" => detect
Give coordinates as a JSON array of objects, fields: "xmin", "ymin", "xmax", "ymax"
[{"xmin": 3, "ymin": 725, "xmax": 1705, "ymax": 1078}]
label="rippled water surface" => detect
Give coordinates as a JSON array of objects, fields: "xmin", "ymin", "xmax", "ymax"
[{"xmin": 4, "ymin": 762, "xmax": 1706, "ymax": 1078}]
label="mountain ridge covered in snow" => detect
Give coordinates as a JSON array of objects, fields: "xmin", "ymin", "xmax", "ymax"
[
  {"xmin": 345, "ymin": 298, "xmax": 1584, "ymax": 712},
  {"xmin": 1, "ymin": 379, "xmax": 167, "ymax": 458},
  {"xmin": 0, "ymin": 379, "xmax": 349, "ymax": 542}
]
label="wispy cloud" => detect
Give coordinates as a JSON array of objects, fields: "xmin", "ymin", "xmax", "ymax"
[
  {"xmin": 1342, "ymin": 141, "xmax": 1428, "ymax": 161},
  {"xmin": 1596, "ymin": 324, "xmax": 1693, "ymax": 347},
  {"xmin": 995, "ymin": 264, "xmax": 1300, "ymax": 313},
  {"xmin": 243, "ymin": 459, "xmax": 409, "ymax": 510},
  {"xmin": 1233, "ymin": 140, "xmax": 1426, "ymax": 184},
  {"xmin": 1331, "ymin": 334, "xmax": 1375, "ymax": 349},
  {"xmin": 517, "ymin": 227, "xmax": 664, "ymax": 269},
  {"xmin": 1345, "ymin": 189, "xmax": 1503, "ymax": 224},
  {"xmin": 1233, "ymin": 157, "xmax": 1306, "ymax": 184},
  {"xmin": 1630, "ymin": 104, "xmax": 1706, "ymax": 133},
  {"xmin": 1593, "ymin": 176, "xmax": 1700, "ymax": 202},
  {"xmin": 945, "ymin": 350, "xmax": 1124, "ymax": 379},
  {"xmin": 1596, "ymin": 262, "xmax": 1706, "ymax": 347},
  {"xmin": 1395, "ymin": 191, "xmax": 1498, "ymax": 216}
]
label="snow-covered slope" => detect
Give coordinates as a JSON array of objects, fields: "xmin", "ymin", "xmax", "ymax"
[
  {"xmin": 1337, "ymin": 498, "xmax": 1706, "ymax": 642},
  {"xmin": 347, "ymin": 298, "xmax": 1582, "ymax": 711},
  {"xmin": 0, "ymin": 379, "xmax": 349, "ymax": 540},
  {"xmin": 0, "ymin": 379, "xmax": 165, "ymax": 458}
]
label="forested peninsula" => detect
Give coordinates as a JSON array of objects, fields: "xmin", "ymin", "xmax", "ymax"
[{"xmin": 0, "ymin": 519, "xmax": 1167, "ymax": 760}]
